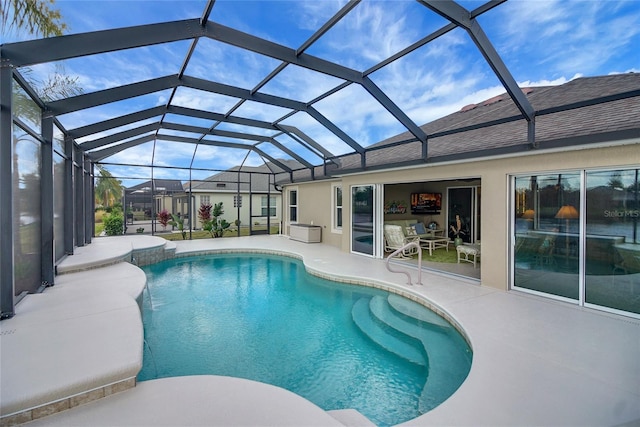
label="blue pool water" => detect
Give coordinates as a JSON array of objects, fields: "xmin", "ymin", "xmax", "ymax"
[{"xmin": 139, "ymin": 254, "xmax": 472, "ymax": 426}]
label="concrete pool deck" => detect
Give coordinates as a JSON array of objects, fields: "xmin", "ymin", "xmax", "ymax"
[{"xmin": 2, "ymin": 234, "xmax": 639, "ymax": 426}]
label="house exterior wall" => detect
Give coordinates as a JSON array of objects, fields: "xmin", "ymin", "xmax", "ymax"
[
  {"xmin": 191, "ymin": 191, "xmax": 282, "ymax": 230},
  {"xmin": 284, "ymin": 142, "xmax": 640, "ymax": 292},
  {"xmin": 283, "ymin": 180, "xmax": 342, "ymax": 248}
]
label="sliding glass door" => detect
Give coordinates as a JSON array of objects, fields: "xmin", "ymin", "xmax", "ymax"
[
  {"xmin": 447, "ymin": 186, "xmax": 481, "ymax": 243},
  {"xmin": 512, "ymin": 169, "xmax": 639, "ymax": 317},
  {"xmin": 351, "ymin": 185, "xmax": 379, "ymax": 256},
  {"xmin": 585, "ymin": 169, "xmax": 639, "ymax": 315},
  {"xmin": 513, "ymin": 173, "xmax": 581, "ymax": 300}
]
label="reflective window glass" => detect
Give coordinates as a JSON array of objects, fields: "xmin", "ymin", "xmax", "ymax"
[
  {"xmin": 513, "ymin": 173, "xmax": 580, "ymax": 300},
  {"xmin": 352, "ymin": 185, "xmax": 375, "ymax": 256},
  {"xmin": 289, "ymin": 190, "xmax": 298, "ymax": 222},
  {"xmin": 334, "ymin": 185, "xmax": 343, "ymax": 229},
  {"xmin": 585, "ymin": 169, "xmax": 640, "ymax": 315}
]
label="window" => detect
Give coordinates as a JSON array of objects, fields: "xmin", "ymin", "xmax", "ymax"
[
  {"xmin": 201, "ymin": 195, "xmax": 210, "ymax": 205},
  {"xmin": 332, "ymin": 184, "xmax": 343, "ymax": 232},
  {"xmin": 261, "ymin": 196, "xmax": 276, "ymax": 216},
  {"xmin": 289, "ymin": 189, "xmax": 298, "ymax": 223}
]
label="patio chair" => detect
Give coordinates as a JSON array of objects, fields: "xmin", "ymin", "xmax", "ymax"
[
  {"xmin": 384, "ymin": 224, "xmax": 419, "ymax": 258},
  {"xmin": 613, "ymin": 245, "xmax": 640, "ymax": 274},
  {"xmin": 534, "ymin": 234, "xmax": 556, "ymax": 265}
]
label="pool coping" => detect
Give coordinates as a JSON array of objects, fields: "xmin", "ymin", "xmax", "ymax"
[{"xmin": 2, "ymin": 235, "xmax": 639, "ymax": 426}]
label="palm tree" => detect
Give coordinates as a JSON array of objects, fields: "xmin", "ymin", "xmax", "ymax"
[
  {"xmin": 1, "ymin": 0, "xmax": 67, "ymax": 37},
  {"xmin": 3, "ymin": 0, "xmax": 82, "ymax": 102},
  {"xmin": 94, "ymin": 165, "xmax": 122, "ymax": 209}
]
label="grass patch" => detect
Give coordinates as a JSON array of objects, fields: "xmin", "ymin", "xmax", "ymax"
[
  {"xmin": 95, "ymin": 223, "xmax": 105, "ymax": 235},
  {"xmin": 160, "ymin": 231, "xmax": 211, "ymax": 241},
  {"xmin": 157, "ymin": 226, "xmax": 280, "ymax": 241},
  {"xmin": 420, "ymin": 247, "xmax": 458, "ymax": 263},
  {"xmin": 95, "ymin": 209, "xmax": 106, "ymax": 223}
]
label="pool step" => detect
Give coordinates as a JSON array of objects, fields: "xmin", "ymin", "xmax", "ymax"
[
  {"xmin": 387, "ymin": 294, "xmax": 451, "ymax": 330},
  {"xmin": 369, "ymin": 296, "xmax": 428, "ymax": 342},
  {"xmin": 354, "ymin": 295, "xmax": 473, "ymax": 414},
  {"xmin": 351, "ymin": 298, "xmax": 427, "ymax": 366}
]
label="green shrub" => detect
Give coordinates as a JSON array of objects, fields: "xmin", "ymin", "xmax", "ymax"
[{"xmin": 103, "ymin": 210, "xmax": 124, "ymax": 236}]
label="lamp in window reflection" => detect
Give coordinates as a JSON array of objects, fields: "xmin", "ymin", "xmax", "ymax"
[
  {"xmin": 555, "ymin": 205, "xmax": 579, "ymax": 221},
  {"xmin": 555, "ymin": 205, "xmax": 579, "ymax": 259},
  {"xmin": 522, "ymin": 209, "xmax": 535, "ymax": 230},
  {"xmin": 522, "ymin": 209, "xmax": 535, "ymax": 219}
]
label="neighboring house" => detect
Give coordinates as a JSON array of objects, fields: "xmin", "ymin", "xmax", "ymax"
[
  {"xmin": 278, "ymin": 73, "xmax": 640, "ymax": 318},
  {"xmin": 182, "ymin": 163, "xmax": 285, "ymax": 231},
  {"xmin": 124, "ymin": 179, "xmax": 185, "ymax": 219}
]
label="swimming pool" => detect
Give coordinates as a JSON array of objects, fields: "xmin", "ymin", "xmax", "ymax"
[{"xmin": 139, "ymin": 253, "xmax": 472, "ymax": 426}]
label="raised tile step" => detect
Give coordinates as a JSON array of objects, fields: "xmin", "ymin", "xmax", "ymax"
[{"xmin": 0, "ymin": 289, "xmax": 142, "ymax": 422}]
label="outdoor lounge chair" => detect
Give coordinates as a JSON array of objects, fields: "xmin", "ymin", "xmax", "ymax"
[
  {"xmin": 613, "ymin": 244, "xmax": 640, "ymax": 274},
  {"xmin": 384, "ymin": 224, "xmax": 419, "ymax": 258}
]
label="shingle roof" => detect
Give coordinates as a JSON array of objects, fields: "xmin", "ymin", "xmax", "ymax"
[
  {"xmin": 126, "ymin": 179, "xmax": 184, "ymax": 192},
  {"xmin": 188, "ymin": 161, "xmax": 302, "ymax": 193},
  {"xmin": 286, "ymin": 73, "xmax": 640, "ymax": 180}
]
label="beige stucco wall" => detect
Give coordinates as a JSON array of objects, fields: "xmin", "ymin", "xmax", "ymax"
[
  {"xmin": 285, "ymin": 142, "xmax": 640, "ymax": 291},
  {"xmin": 284, "ymin": 180, "xmax": 343, "ymax": 248}
]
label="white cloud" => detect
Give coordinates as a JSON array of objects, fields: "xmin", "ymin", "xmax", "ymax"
[
  {"xmin": 260, "ymin": 64, "xmax": 344, "ymax": 102},
  {"xmin": 12, "ymin": 0, "xmax": 639, "ymax": 174},
  {"xmin": 171, "ymin": 87, "xmax": 238, "ymax": 113},
  {"xmin": 493, "ymin": 0, "xmax": 640, "ymax": 77},
  {"xmin": 308, "ymin": 1, "xmax": 422, "ymax": 70},
  {"xmin": 297, "ymin": 0, "xmax": 350, "ymax": 31},
  {"xmin": 609, "ymin": 68, "xmax": 640, "ymax": 75}
]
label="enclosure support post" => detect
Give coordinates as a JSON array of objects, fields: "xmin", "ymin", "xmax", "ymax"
[
  {"xmin": 64, "ymin": 135, "xmax": 75, "ymax": 254},
  {"xmin": 74, "ymin": 147, "xmax": 85, "ymax": 246},
  {"xmin": 41, "ymin": 112, "xmax": 55, "ymax": 287},
  {"xmin": 0, "ymin": 63, "xmax": 15, "ymax": 318}
]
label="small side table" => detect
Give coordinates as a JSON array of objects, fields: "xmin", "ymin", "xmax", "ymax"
[
  {"xmin": 419, "ymin": 237, "xmax": 450, "ymax": 256},
  {"xmin": 457, "ymin": 244, "xmax": 481, "ymax": 267}
]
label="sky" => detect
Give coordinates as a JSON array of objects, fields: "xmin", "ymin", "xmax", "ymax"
[{"xmin": 4, "ymin": 0, "xmax": 640, "ymax": 185}]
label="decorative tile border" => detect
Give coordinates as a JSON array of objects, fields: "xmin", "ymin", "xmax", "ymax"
[
  {"xmin": 56, "ymin": 254, "xmax": 131, "ymax": 275},
  {"xmin": 132, "ymin": 246, "xmax": 167, "ymax": 266},
  {"xmin": 0, "ymin": 378, "xmax": 136, "ymax": 427}
]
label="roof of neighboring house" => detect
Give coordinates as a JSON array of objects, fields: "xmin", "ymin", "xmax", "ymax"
[
  {"xmin": 276, "ymin": 73, "xmax": 640, "ymax": 183},
  {"xmin": 125, "ymin": 179, "xmax": 185, "ymax": 193},
  {"xmin": 187, "ymin": 162, "xmax": 295, "ymax": 193}
]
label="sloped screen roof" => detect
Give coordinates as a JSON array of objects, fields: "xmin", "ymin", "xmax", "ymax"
[{"xmin": 2, "ymin": 0, "xmax": 639, "ymax": 185}]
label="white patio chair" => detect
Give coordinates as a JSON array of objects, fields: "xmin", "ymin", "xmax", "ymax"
[{"xmin": 384, "ymin": 224, "xmax": 419, "ymax": 258}]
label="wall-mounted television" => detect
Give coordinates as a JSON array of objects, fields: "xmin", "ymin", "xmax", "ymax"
[{"xmin": 410, "ymin": 192, "xmax": 442, "ymax": 214}]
